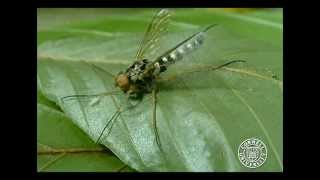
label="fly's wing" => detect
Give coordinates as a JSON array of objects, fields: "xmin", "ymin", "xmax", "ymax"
[
  {"xmin": 154, "ymin": 24, "xmax": 217, "ymax": 63},
  {"xmin": 152, "ymin": 24, "xmax": 281, "ymax": 91},
  {"xmin": 143, "ymin": 24, "xmax": 221, "ymax": 76},
  {"xmin": 135, "ymin": 9, "xmax": 171, "ymax": 61}
]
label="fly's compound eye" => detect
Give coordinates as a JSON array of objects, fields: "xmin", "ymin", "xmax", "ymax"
[{"xmin": 115, "ymin": 73, "xmax": 130, "ymax": 92}]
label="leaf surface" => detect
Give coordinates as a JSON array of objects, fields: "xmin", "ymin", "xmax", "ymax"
[
  {"xmin": 37, "ymin": 103, "xmax": 132, "ymax": 172},
  {"xmin": 37, "ymin": 8, "xmax": 283, "ymax": 172}
]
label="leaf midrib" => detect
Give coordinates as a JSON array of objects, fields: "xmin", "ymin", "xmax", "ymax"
[
  {"xmin": 38, "ymin": 146, "xmax": 106, "ymax": 155},
  {"xmin": 37, "ymin": 55, "xmax": 283, "ymax": 92}
]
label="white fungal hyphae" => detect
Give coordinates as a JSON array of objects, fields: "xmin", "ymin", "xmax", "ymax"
[
  {"xmin": 131, "ymin": 74, "xmax": 138, "ymax": 81},
  {"xmin": 192, "ymin": 36, "xmax": 203, "ymax": 48},
  {"xmin": 193, "ymin": 39, "xmax": 199, "ymax": 46},
  {"xmin": 162, "ymin": 57, "xmax": 168, "ymax": 62},
  {"xmin": 177, "ymin": 47, "xmax": 185, "ymax": 55},
  {"xmin": 186, "ymin": 43, "xmax": 194, "ymax": 50},
  {"xmin": 169, "ymin": 52, "xmax": 177, "ymax": 60},
  {"xmin": 196, "ymin": 33, "xmax": 205, "ymax": 44},
  {"xmin": 134, "ymin": 64, "xmax": 140, "ymax": 71},
  {"xmin": 153, "ymin": 62, "xmax": 160, "ymax": 75},
  {"xmin": 187, "ymin": 33, "xmax": 205, "ymax": 51},
  {"xmin": 174, "ymin": 50, "xmax": 184, "ymax": 61},
  {"xmin": 154, "ymin": 62, "xmax": 160, "ymax": 68},
  {"xmin": 175, "ymin": 49, "xmax": 183, "ymax": 60}
]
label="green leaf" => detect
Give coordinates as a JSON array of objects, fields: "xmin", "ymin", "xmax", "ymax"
[
  {"xmin": 172, "ymin": 9, "xmax": 282, "ymax": 48},
  {"xmin": 37, "ymin": 103, "xmax": 132, "ymax": 172},
  {"xmin": 38, "ymin": 78, "xmax": 61, "ymax": 110},
  {"xmin": 38, "ymin": 8, "xmax": 283, "ymax": 172}
]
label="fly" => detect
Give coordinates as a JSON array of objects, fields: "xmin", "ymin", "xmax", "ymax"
[{"xmin": 61, "ymin": 9, "xmax": 245, "ymax": 150}]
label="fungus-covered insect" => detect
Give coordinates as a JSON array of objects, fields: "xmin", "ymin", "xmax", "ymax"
[{"xmin": 61, "ymin": 9, "xmax": 245, "ymax": 149}]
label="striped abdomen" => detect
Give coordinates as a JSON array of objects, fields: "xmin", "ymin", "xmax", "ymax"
[{"xmin": 152, "ymin": 31, "xmax": 206, "ymax": 76}]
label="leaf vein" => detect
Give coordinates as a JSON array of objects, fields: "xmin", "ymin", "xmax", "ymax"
[
  {"xmin": 231, "ymin": 88, "xmax": 283, "ymax": 170},
  {"xmin": 39, "ymin": 153, "xmax": 66, "ymax": 171}
]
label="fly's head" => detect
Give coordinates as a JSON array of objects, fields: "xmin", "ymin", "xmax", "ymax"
[
  {"xmin": 114, "ymin": 72, "xmax": 141, "ymax": 99},
  {"xmin": 115, "ymin": 59, "xmax": 156, "ymax": 99},
  {"xmin": 115, "ymin": 71, "xmax": 130, "ymax": 92}
]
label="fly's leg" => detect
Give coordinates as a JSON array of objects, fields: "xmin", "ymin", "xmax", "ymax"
[
  {"xmin": 96, "ymin": 109, "xmax": 121, "ymax": 144},
  {"xmin": 152, "ymin": 86, "xmax": 163, "ymax": 153},
  {"xmin": 82, "ymin": 61, "xmax": 115, "ymax": 79},
  {"xmin": 96, "ymin": 95, "xmax": 144, "ymax": 144},
  {"xmin": 190, "ymin": 60, "xmax": 246, "ymax": 74},
  {"xmin": 60, "ymin": 90, "xmax": 121, "ymax": 103},
  {"xmin": 158, "ymin": 60, "xmax": 246, "ymax": 82},
  {"xmin": 60, "ymin": 61, "xmax": 120, "ymax": 105}
]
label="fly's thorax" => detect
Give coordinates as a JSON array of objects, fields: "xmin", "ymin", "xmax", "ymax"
[
  {"xmin": 126, "ymin": 59, "xmax": 151, "ymax": 82},
  {"xmin": 126, "ymin": 73, "xmax": 156, "ymax": 99}
]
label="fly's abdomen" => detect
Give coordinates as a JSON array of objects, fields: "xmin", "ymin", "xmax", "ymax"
[{"xmin": 153, "ymin": 32, "xmax": 206, "ymax": 76}]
